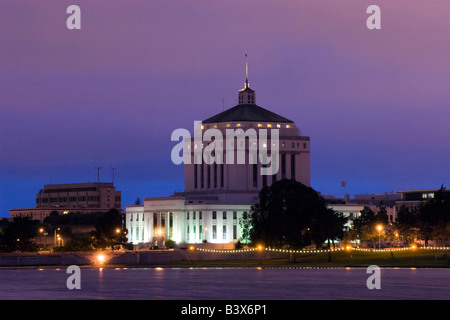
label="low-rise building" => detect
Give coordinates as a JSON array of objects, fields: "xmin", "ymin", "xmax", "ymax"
[{"xmin": 9, "ymin": 182, "xmax": 123, "ymax": 222}]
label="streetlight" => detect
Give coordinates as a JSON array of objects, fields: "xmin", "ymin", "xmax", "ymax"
[
  {"xmin": 257, "ymin": 244, "xmax": 263, "ymax": 265},
  {"xmin": 376, "ymin": 224, "xmax": 383, "ymax": 249},
  {"xmin": 189, "ymin": 246, "xmax": 195, "ymax": 265},
  {"xmin": 39, "ymin": 228, "xmax": 48, "ymax": 251},
  {"xmin": 54, "ymin": 227, "xmax": 60, "ymax": 247}
]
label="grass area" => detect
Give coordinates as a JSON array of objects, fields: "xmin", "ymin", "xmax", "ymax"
[{"xmin": 155, "ymin": 249, "xmax": 450, "ymax": 268}]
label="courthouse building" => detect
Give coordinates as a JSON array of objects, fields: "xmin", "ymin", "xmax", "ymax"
[{"xmin": 126, "ymin": 77, "xmax": 311, "ymax": 248}]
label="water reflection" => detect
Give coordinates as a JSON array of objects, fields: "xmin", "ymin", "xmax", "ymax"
[{"xmin": 0, "ymin": 267, "xmax": 448, "ymax": 300}]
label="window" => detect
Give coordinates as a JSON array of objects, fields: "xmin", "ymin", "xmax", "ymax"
[
  {"xmin": 233, "ymin": 211, "xmax": 237, "ymax": 220},
  {"xmin": 187, "ymin": 211, "xmax": 190, "ymax": 220},
  {"xmin": 214, "ymin": 163, "xmax": 217, "ymax": 188},
  {"xmin": 223, "ymin": 211, "xmax": 227, "ymax": 219},
  {"xmin": 303, "ymin": 143, "xmax": 306, "ymax": 149},
  {"xmin": 161, "ymin": 212, "xmax": 166, "ymax": 230},
  {"xmin": 291, "ymin": 154, "xmax": 296, "ymax": 180},
  {"xmin": 199, "ymin": 225, "xmax": 203, "ymax": 240},
  {"xmin": 169, "ymin": 212, "xmax": 173, "ymax": 239},
  {"xmin": 212, "ymin": 211, "xmax": 217, "ymax": 219},
  {"xmin": 187, "ymin": 226, "xmax": 190, "ymax": 240},
  {"xmin": 207, "ymin": 163, "xmax": 211, "ymax": 188},
  {"xmin": 193, "ymin": 211, "xmax": 196, "ymax": 220},
  {"xmin": 153, "ymin": 213, "xmax": 158, "ymax": 234},
  {"xmin": 262, "ymin": 170, "xmax": 267, "ymax": 188},
  {"xmin": 253, "ymin": 164, "xmax": 258, "ymax": 188},
  {"xmin": 233, "ymin": 225, "xmax": 237, "ymax": 240},
  {"xmin": 201, "ymin": 162, "xmax": 204, "ymax": 188},
  {"xmin": 223, "ymin": 225, "xmax": 227, "ymax": 240},
  {"xmin": 194, "ymin": 164, "xmax": 198, "ymax": 189},
  {"xmin": 212, "ymin": 225, "xmax": 217, "ymax": 239},
  {"xmin": 199, "ymin": 211, "xmax": 202, "ymax": 220}
]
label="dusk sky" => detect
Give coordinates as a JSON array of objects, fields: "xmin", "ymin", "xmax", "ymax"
[{"xmin": 1, "ymin": 1, "xmax": 450, "ymax": 217}]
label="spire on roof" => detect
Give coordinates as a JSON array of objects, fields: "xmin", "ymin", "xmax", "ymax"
[
  {"xmin": 239, "ymin": 54, "xmax": 255, "ymax": 105},
  {"xmin": 245, "ymin": 53, "xmax": 249, "ymax": 88}
]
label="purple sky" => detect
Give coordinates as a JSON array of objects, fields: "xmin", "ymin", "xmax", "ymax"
[{"xmin": 1, "ymin": 1, "xmax": 450, "ymax": 217}]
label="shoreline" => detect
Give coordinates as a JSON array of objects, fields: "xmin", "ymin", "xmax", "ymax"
[{"xmin": 1, "ymin": 248, "xmax": 449, "ymax": 269}]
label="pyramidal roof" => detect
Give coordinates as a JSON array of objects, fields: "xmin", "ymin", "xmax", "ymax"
[{"xmin": 203, "ymin": 103, "xmax": 294, "ymax": 124}]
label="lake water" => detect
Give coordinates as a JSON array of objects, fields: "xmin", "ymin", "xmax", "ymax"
[{"xmin": 0, "ymin": 267, "xmax": 448, "ymax": 300}]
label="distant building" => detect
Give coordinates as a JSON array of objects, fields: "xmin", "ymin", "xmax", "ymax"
[
  {"xmin": 395, "ymin": 188, "xmax": 450, "ymax": 212},
  {"xmin": 9, "ymin": 182, "xmax": 122, "ymax": 222},
  {"xmin": 323, "ymin": 192, "xmax": 400, "ymax": 227}
]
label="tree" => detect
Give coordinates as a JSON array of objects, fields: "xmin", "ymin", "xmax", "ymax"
[
  {"xmin": 0, "ymin": 217, "xmax": 39, "ymax": 252},
  {"xmin": 352, "ymin": 207, "xmax": 379, "ymax": 248},
  {"xmin": 91, "ymin": 209, "xmax": 127, "ymax": 250},
  {"xmin": 249, "ymin": 179, "xmax": 343, "ymax": 251},
  {"xmin": 394, "ymin": 205, "xmax": 417, "ymax": 245},
  {"xmin": 55, "ymin": 234, "xmax": 95, "ymax": 252},
  {"xmin": 238, "ymin": 213, "xmax": 252, "ymax": 245},
  {"xmin": 415, "ymin": 187, "xmax": 450, "ymax": 246}
]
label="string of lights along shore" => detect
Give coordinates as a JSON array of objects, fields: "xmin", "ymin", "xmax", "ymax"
[{"xmin": 193, "ymin": 246, "xmax": 450, "ymax": 254}]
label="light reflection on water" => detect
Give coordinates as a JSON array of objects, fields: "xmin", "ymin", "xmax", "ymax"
[{"xmin": 0, "ymin": 267, "xmax": 448, "ymax": 300}]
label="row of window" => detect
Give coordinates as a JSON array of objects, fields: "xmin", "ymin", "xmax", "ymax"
[
  {"xmin": 194, "ymin": 153, "xmax": 298, "ymax": 190},
  {"xmin": 194, "ymin": 162, "xmax": 224, "ymax": 189},
  {"xmin": 187, "ymin": 224, "xmax": 238, "ymax": 241},
  {"xmin": 192, "ymin": 141, "xmax": 306, "ymax": 150},
  {"xmin": 202, "ymin": 123, "xmax": 294, "ymax": 130},
  {"xmin": 187, "ymin": 211, "xmax": 239, "ymax": 220},
  {"xmin": 37, "ymin": 196, "xmax": 120, "ymax": 203}
]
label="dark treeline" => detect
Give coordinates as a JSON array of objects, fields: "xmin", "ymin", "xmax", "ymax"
[
  {"xmin": 241, "ymin": 180, "xmax": 449, "ymax": 250},
  {"xmin": 0, "ymin": 209, "xmax": 128, "ymax": 252}
]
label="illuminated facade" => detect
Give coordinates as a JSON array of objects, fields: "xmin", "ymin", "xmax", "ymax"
[{"xmin": 126, "ymin": 78, "xmax": 310, "ymax": 248}]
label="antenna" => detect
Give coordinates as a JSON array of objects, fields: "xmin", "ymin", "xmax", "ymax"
[
  {"xmin": 341, "ymin": 181, "xmax": 347, "ymax": 200},
  {"xmin": 110, "ymin": 164, "xmax": 116, "ymax": 185},
  {"xmin": 244, "ymin": 53, "xmax": 249, "ymax": 87},
  {"xmin": 95, "ymin": 166, "xmax": 102, "ymax": 187}
]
